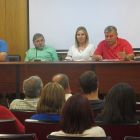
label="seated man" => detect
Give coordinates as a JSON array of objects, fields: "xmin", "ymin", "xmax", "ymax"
[
  {"xmin": 0, "ymin": 39, "xmax": 9, "ymax": 61},
  {"xmin": 92, "ymin": 26, "xmax": 134, "ymax": 60},
  {"xmin": 52, "ymin": 73, "xmax": 72, "ymax": 100},
  {"xmin": 79, "ymin": 71, "xmax": 105, "ymax": 113},
  {"xmin": 9, "ymin": 76, "xmax": 43, "ymax": 110},
  {"xmin": 24, "ymin": 33, "xmax": 59, "ymax": 61}
]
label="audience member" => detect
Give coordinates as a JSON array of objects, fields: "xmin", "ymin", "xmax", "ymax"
[
  {"xmin": 0, "ymin": 106, "xmax": 24, "ymax": 133},
  {"xmin": 92, "ymin": 26, "xmax": 134, "ymax": 60},
  {"xmin": 51, "ymin": 93, "xmax": 106, "ymax": 137},
  {"xmin": 52, "ymin": 73, "xmax": 72, "ymax": 100},
  {"xmin": 65, "ymin": 26, "xmax": 96, "ymax": 61},
  {"xmin": 30, "ymin": 82, "xmax": 65, "ymax": 121},
  {"xmin": 79, "ymin": 71, "xmax": 105, "ymax": 113},
  {"xmin": 95, "ymin": 83, "xmax": 140, "ymax": 122},
  {"xmin": 24, "ymin": 33, "xmax": 58, "ymax": 61},
  {"xmin": 10, "ymin": 76, "xmax": 43, "ymax": 110},
  {"xmin": 0, "ymin": 39, "xmax": 9, "ymax": 61}
]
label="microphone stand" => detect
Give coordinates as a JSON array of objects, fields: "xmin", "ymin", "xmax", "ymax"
[{"xmin": 34, "ymin": 46, "xmax": 41, "ymax": 61}]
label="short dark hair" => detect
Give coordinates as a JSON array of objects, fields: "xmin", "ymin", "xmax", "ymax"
[
  {"xmin": 23, "ymin": 76, "xmax": 43, "ymax": 98},
  {"xmin": 60, "ymin": 93, "xmax": 95, "ymax": 134},
  {"xmin": 52, "ymin": 74, "xmax": 69, "ymax": 90},
  {"xmin": 33, "ymin": 33, "xmax": 44, "ymax": 42},
  {"xmin": 101, "ymin": 83, "xmax": 136, "ymax": 122},
  {"xmin": 79, "ymin": 71, "xmax": 98, "ymax": 94}
]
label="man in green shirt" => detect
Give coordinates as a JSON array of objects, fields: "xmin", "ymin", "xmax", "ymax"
[{"xmin": 24, "ymin": 33, "xmax": 59, "ymax": 61}]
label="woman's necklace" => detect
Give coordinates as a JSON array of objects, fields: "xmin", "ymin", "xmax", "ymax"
[{"xmin": 78, "ymin": 46, "xmax": 86, "ymax": 53}]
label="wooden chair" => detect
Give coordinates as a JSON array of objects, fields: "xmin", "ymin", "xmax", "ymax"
[
  {"xmin": 10, "ymin": 109, "xmax": 36, "ymax": 125},
  {"xmin": 25, "ymin": 119, "xmax": 60, "ymax": 140},
  {"xmin": 0, "ymin": 134, "xmax": 37, "ymax": 140},
  {"xmin": 47, "ymin": 135, "xmax": 111, "ymax": 140},
  {"xmin": 95, "ymin": 121, "xmax": 140, "ymax": 140},
  {"xmin": 124, "ymin": 136, "xmax": 140, "ymax": 140}
]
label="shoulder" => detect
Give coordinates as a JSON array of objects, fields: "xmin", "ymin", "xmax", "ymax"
[
  {"xmin": 87, "ymin": 44, "xmax": 95, "ymax": 48},
  {"xmin": 88, "ymin": 126, "xmax": 106, "ymax": 136},
  {"xmin": 118, "ymin": 38, "xmax": 131, "ymax": 44},
  {"xmin": 0, "ymin": 40, "xmax": 7, "ymax": 45},
  {"xmin": 45, "ymin": 46, "xmax": 56, "ymax": 50},
  {"xmin": 50, "ymin": 130, "xmax": 65, "ymax": 136},
  {"xmin": 27, "ymin": 48, "xmax": 36, "ymax": 52}
]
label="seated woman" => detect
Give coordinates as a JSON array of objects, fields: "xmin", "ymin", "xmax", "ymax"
[
  {"xmin": 30, "ymin": 82, "xmax": 65, "ymax": 121},
  {"xmin": 50, "ymin": 93, "xmax": 106, "ymax": 137},
  {"xmin": 0, "ymin": 106, "xmax": 24, "ymax": 134},
  {"xmin": 95, "ymin": 83, "xmax": 140, "ymax": 122},
  {"xmin": 65, "ymin": 26, "xmax": 96, "ymax": 61}
]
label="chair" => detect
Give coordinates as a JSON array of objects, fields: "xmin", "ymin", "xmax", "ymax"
[
  {"xmin": 10, "ymin": 110, "xmax": 36, "ymax": 125},
  {"xmin": 8, "ymin": 55, "xmax": 21, "ymax": 62},
  {"xmin": 124, "ymin": 136, "xmax": 140, "ymax": 140},
  {"xmin": 25, "ymin": 119, "xmax": 61, "ymax": 140},
  {"xmin": 95, "ymin": 121, "xmax": 140, "ymax": 140},
  {"xmin": 0, "ymin": 119, "xmax": 18, "ymax": 134},
  {"xmin": 58, "ymin": 56, "xmax": 62, "ymax": 61},
  {"xmin": 47, "ymin": 135, "xmax": 111, "ymax": 140},
  {"xmin": 0, "ymin": 134, "xmax": 37, "ymax": 140},
  {"xmin": 136, "ymin": 102, "xmax": 140, "ymax": 110}
]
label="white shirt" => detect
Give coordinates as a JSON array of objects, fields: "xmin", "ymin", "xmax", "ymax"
[
  {"xmin": 65, "ymin": 44, "xmax": 96, "ymax": 61},
  {"xmin": 50, "ymin": 126, "xmax": 106, "ymax": 137}
]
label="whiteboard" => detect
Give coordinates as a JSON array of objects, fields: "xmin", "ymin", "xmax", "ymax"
[{"xmin": 29, "ymin": 0, "xmax": 140, "ymax": 50}]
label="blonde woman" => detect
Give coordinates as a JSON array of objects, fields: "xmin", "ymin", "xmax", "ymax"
[
  {"xmin": 65, "ymin": 26, "xmax": 96, "ymax": 61},
  {"xmin": 30, "ymin": 82, "xmax": 65, "ymax": 121}
]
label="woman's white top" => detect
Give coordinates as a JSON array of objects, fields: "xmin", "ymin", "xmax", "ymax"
[
  {"xmin": 65, "ymin": 44, "xmax": 96, "ymax": 61},
  {"xmin": 50, "ymin": 126, "xmax": 106, "ymax": 137}
]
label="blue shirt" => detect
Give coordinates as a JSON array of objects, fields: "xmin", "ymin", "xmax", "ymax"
[
  {"xmin": 30, "ymin": 114, "xmax": 60, "ymax": 121},
  {"xmin": 0, "ymin": 39, "xmax": 9, "ymax": 62}
]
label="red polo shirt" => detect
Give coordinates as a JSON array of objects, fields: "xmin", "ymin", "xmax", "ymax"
[{"xmin": 94, "ymin": 38, "xmax": 134, "ymax": 60}]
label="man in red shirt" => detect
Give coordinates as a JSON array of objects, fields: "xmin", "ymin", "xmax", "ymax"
[{"xmin": 92, "ymin": 26, "xmax": 134, "ymax": 60}]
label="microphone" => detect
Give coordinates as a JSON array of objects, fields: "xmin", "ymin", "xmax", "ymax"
[{"xmin": 34, "ymin": 44, "xmax": 43, "ymax": 61}]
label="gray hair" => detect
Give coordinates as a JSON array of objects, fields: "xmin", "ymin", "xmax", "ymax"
[
  {"xmin": 75, "ymin": 26, "xmax": 89, "ymax": 48},
  {"xmin": 23, "ymin": 76, "xmax": 43, "ymax": 98},
  {"xmin": 52, "ymin": 73, "xmax": 69, "ymax": 90},
  {"xmin": 104, "ymin": 26, "xmax": 117, "ymax": 34},
  {"xmin": 33, "ymin": 33, "xmax": 44, "ymax": 42}
]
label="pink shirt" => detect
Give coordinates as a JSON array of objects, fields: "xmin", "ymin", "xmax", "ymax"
[{"xmin": 94, "ymin": 38, "xmax": 134, "ymax": 60}]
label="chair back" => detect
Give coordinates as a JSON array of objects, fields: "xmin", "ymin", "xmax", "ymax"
[
  {"xmin": 10, "ymin": 110, "xmax": 36, "ymax": 125},
  {"xmin": 8, "ymin": 55, "xmax": 21, "ymax": 61},
  {"xmin": 96, "ymin": 121, "xmax": 140, "ymax": 140},
  {"xmin": 25, "ymin": 119, "xmax": 61, "ymax": 140},
  {"xmin": 47, "ymin": 135, "xmax": 111, "ymax": 140},
  {"xmin": 136, "ymin": 102, "xmax": 140, "ymax": 110},
  {"xmin": 0, "ymin": 119, "xmax": 18, "ymax": 134},
  {"xmin": 0, "ymin": 134, "xmax": 37, "ymax": 140},
  {"xmin": 124, "ymin": 136, "xmax": 140, "ymax": 140}
]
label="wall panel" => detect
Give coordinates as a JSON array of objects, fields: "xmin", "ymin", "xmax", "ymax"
[
  {"xmin": 5, "ymin": 0, "xmax": 28, "ymax": 61},
  {"xmin": 0, "ymin": 0, "xmax": 6, "ymax": 40}
]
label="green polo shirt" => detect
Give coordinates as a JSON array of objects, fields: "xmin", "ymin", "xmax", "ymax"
[{"xmin": 24, "ymin": 46, "xmax": 59, "ymax": 61}]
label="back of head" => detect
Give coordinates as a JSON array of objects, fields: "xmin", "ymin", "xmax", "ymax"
[
  {"xmin": 37, "ymin": 82, "xmax": 65, "ymax": 114},
  {"xmin": 102, "ymin": 83, "xmax": 136, "ymax": 122},
  {"xmin": 23, "ymin": 76, "xmax": 43, "ymax": 98},
  {"xmin": 61, "ymin": 93, "xmax": 94, "ymax": 134},
  {"xmin": 33, "ymin": 33, "xmax": 44, "ymax": 43},
  {"xmin": 79, "ymin": 71, "xmax": 98, "ymax": 94},
  {"xmin": 75, "ymin": 26, "xmax": 89, "ymax": 47},
  {"xmin": 104, "ymin": 26, "xmax": 117, "ymax": 34},
  {"xmin": 52, "ymin": 74, "xmax": 69, "ymax": 90}
]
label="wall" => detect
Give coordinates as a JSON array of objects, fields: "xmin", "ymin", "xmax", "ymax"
[{"xmin": 0, "ymin": 0, "xmax": 28, "ymax": 61}]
